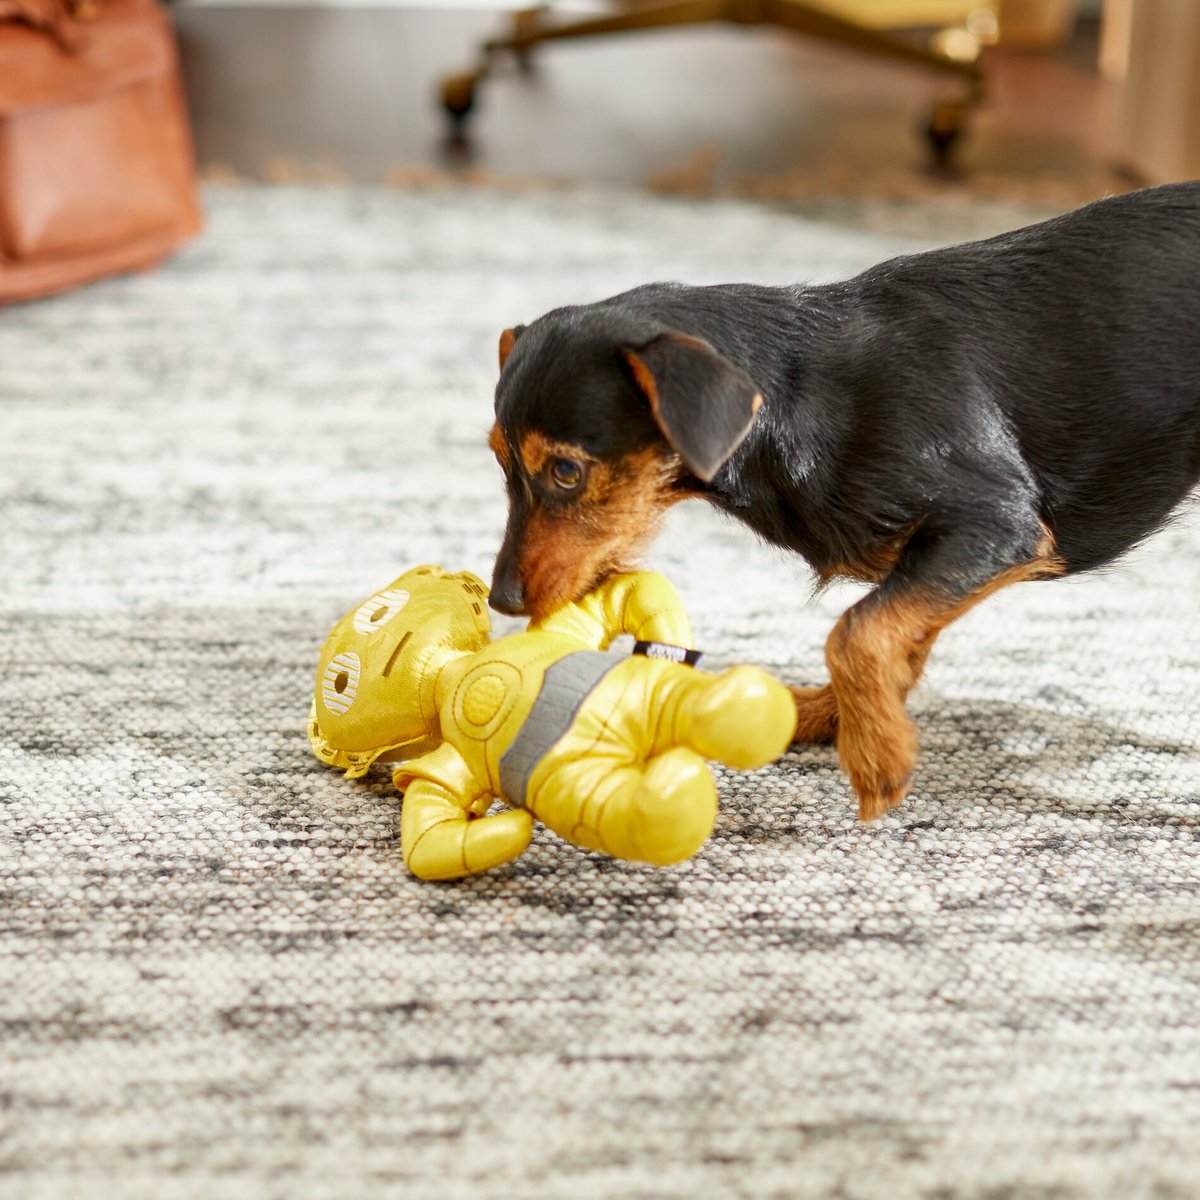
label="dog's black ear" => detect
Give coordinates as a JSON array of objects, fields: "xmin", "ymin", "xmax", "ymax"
[
  {"xmin": 622, "ymin": 333, "xmax": 762, "ymax": 482},
  {"xmin": 498, "ymin": 325, "xmax": 526, "ymax": 371}
]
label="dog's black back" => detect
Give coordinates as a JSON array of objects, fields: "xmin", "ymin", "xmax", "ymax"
[
  {"xmin": 497, "ymin": 183, "xmax": 1200, "ymax": 585},
  {"xmin": 837, "ymin": 182, "xmax": 1200, "ymax": 573}
]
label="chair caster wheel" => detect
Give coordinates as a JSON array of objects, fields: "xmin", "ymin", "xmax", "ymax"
[
  {"xmin": 924, "ymin": 99, "xmax": 968, "ymax": 173},
  {"xmin": 441, "ymin": 71, "xmax": 480, "ymax": 132}
]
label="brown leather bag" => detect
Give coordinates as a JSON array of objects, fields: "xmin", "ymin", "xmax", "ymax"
[{"xmin": 0, "ymin": 0, "xmax": 202, "ymax": 303}]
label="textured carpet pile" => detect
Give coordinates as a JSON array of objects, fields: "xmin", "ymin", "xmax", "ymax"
[{"xmin": 1, "ymin": 184, "xmax": 1198, "ymax": 1199}]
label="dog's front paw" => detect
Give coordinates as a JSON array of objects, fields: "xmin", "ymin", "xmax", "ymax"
[
  {"xmin": 837, "ymin": 712, "xmax": 917, "ymax": 821},
  {"xmin": 854, "ymin": 771, "xmax": 913, "ymax": 821}
]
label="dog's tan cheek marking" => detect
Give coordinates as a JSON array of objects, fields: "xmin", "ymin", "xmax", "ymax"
[
  {"xmin": 570, "ymin": 448, "xmax": 682, "ymax": 572},
  {"xmin": 604, "ymin": 448, "xmax": 680, "ymax": 517},
  {"xmin": 520, "ymin": 509, "xmax": 611, "ymax": 620},
  {"xmin": 516, "ymin": 454, "xmax": 675, "ymax": 616},
  {"xmin": 515, "ymin": 444, "xmax": 689, "ymax": 616}
]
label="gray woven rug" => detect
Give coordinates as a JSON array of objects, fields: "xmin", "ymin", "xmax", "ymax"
[{"xmin": 1, "ymin": 183, "xmax": 1198, "ymax": 1200}]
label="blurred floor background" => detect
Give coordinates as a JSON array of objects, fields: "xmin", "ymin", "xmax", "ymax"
[{"xmin": 175, "ymin": 0, "xmax": 1128, "ymax": 207}]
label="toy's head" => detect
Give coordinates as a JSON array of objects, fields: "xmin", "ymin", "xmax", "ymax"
[{"xmin": 308, "ymin": 565, "xmax": 492, "ymax": 777}]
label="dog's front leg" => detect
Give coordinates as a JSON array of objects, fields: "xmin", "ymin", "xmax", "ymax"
[{"xmin": 824, "ymin": 518, "xmax": 1062, "ymax": 820}]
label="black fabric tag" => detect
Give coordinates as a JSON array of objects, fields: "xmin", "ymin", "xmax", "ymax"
[{"xmin": 632, "ymin": 641, "xmax": 704, "ymax": 668}]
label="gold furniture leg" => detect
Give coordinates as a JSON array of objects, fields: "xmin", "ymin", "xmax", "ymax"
[{"xmin": 441, "ymin": 0, "xmax": 985, "ymax": 167}]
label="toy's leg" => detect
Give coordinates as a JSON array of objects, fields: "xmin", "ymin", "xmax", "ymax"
[
  {"xmin": 526, "ymin": 660, "xmax": 793, "ymax": 866},
  {"xmin": 679, "ymin": 664, "xmax": 799, "ymax": 769},
  {"xmin": 401, "ymin": 778, "xmax": 533, "ymax": 881},
  {"xmin": 531, "ymin": 747, "xmax": 717, "ymax": 866}
]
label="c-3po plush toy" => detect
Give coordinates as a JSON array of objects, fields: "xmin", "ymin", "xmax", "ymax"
[{"xmin": 309, "ymin": 565, "xmax": 796, "ymax": 880}]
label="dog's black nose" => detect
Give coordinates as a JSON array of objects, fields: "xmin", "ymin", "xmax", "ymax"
[{"xmin": 488, "ymin": 573, "xmax": 526, "ymax": 616}]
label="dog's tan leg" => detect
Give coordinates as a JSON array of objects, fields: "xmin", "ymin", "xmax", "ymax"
[
  {"xmin": 789, "ymin": 686, "xmax": 839, "ymax": 744},
  {"xmin": 789, "ymin": 628, "xmax": 937, "ymax": 747},
  {"xmin": 825, "ymin": 596, "xmax": 939, "ymax": 820},
  {"xmin": 826, "ymin": 528, "xmax": 1062, "ymax": 820}
]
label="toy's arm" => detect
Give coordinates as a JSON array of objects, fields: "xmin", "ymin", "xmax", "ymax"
[
  {"xmin": 395, "ymin": 743, "xmax": 533, "ymax": 881},
  {"xmin": 533, "ymin": 571, "xmax": 693, "ymax": 649}
]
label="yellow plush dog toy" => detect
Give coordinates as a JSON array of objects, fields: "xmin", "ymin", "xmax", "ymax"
[{"xmin": 309, "ymin": 565, "xmax": 796, "ymax": 880}]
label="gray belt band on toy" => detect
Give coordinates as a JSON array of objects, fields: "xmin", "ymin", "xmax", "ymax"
[{"xmin": 498, "ymin": 650, "xmax": 619, "ymax": 808}]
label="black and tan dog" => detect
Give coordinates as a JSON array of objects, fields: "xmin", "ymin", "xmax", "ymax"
[{"xmin": 487, "ymin": 182, "xmax": 1200, "ymax": 820}]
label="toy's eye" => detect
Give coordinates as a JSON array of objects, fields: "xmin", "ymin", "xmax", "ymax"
[
  {"xmin": 322, "ymin": 651, "xmax": 360, "ymax": 715},
  {"xmin": 352, "ymin": 588, "xmax": 409, "ymax": 636},
  {"xmin": 549, "ymin": 458, "xmax": 584, "ymax": 491}
]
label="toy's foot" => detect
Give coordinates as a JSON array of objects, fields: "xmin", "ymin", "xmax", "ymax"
[
  {"xmin": 403, "ymin": 800, "xmax": 534, "ymax": 881},
  {"xmin": 597, "ymin": 747, "xmax": 717, "ymax": 866},
  {"xmin": 790, "ymin": 685, "xmax": 838, "ymax": 745},
  {"xmin": 687, "ymin": 666, "xmax": 797, "ymax": 769}
]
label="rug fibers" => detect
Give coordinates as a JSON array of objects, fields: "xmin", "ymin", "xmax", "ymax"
[{"xmin": 0, "ymin": 183, "xmax": 1198, "ymax": 1200}]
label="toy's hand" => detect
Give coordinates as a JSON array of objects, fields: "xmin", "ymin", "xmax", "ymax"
[
  {"xmin": 531, "ymin": 746, "xmax": 719, "ymax": 866},
  {"xmin": 524, "ymin": 658, "xmax": 796, "ymax": 868},
  {"xmin": 682, "ymin": 665, "xmax": 798, "ymax": 770},
  {"xmin": 400, "ymin": 779, "xmax": 533, "ymax": 881},
  {"xmin": 535, "ymin": 571, "xmax": 693, "ymax": 649}
]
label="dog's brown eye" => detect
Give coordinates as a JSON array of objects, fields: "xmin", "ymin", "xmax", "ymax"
[{"xmin": 549, "ymin": 458, "xmax": 584, "ymax": 491}]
